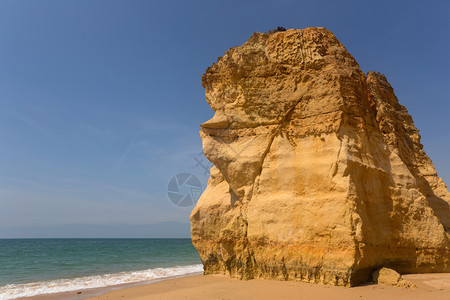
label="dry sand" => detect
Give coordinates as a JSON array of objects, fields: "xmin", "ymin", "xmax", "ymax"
[{"xmin": 80, "ymin": 273, "xmax": 450, "ymax": 300}]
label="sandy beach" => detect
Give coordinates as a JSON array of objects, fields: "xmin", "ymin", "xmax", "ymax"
[{"xmin": 76, "ymin": 273, "xmax": 450, "ymax": 300}]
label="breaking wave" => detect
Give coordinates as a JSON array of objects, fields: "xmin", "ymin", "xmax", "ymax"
[{"xmin": 0, "ymin": 264, "xmax": 203, "ymax": 300}]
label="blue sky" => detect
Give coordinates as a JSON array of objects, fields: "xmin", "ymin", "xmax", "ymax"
[{"xmin": 0, "ymin": 0, "xmax": 449, "ymax": 237}]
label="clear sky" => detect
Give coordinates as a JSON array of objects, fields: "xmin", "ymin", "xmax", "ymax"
[{"xmin": 0, "ymin": 0, "xmax": 449, "ymax": 238}]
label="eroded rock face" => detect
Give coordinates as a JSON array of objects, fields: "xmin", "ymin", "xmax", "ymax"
[{"xmin": 190, "ymin": 28, "xmax": 450, "ymax": 286}]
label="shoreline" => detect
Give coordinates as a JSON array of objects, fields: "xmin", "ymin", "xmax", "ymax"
[
  {"xmin": 17, "ymin": 272, "xmax": 203, "ymax": 300},
  {"xmin": 85, "ymin": 273, "xmax": 450, "ymax": 300},
  {"xmin": 10, "ymin": 272, "xmax": 450, "ymax": 299}
]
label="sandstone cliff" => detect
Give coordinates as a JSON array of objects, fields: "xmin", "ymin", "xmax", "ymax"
[{"xmin": 190, "ymin": 27, "xmax": 450, "ymax": 286}]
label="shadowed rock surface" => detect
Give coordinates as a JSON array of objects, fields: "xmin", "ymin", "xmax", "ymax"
[{"xmin": 190, "ymin": 27, "xmax": 450, "ymax": 286}]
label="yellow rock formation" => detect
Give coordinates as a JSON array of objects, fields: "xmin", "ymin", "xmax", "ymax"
[{"xmin": 190, "ymin": 28, "xmax": 450, "ymax": 286}]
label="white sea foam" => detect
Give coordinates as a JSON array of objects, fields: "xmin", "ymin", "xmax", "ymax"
[{"xmin": 0, "ymin": 264, "xmax": 203, "ymax": 300}]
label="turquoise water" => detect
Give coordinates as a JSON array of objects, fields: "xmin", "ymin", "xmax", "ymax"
[{"xmin": 0, "ymin": 239, "xmax": 202, "ymax": 299}]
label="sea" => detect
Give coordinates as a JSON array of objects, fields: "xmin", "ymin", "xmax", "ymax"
[{"xmin": 0, "ymin": 239, "xmax": 203, "ymax": 300}]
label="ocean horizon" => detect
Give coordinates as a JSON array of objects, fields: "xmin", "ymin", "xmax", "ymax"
[{"xmin": 0, "ymin": 238, "xmax": 203, "ymax": 300}]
